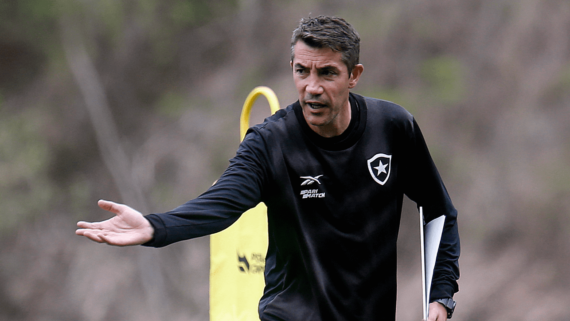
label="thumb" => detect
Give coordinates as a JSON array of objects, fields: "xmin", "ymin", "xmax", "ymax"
[{"xmin": 97, "ymin": 199, "xmax": 125, "ymax": 215}]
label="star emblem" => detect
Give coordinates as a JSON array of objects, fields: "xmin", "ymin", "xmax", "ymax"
[
  {"xmin": 367, "ymin": 153, "xmax": 392, "ymax": 185},
  {"xmin": 374, "ymin": 161, "xmax": 388, "ymax": 176}
]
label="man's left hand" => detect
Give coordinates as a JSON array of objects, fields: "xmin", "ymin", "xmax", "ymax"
[{"xmin": 426, "ymin": 301, "xmax": 448, "ymax": 321}]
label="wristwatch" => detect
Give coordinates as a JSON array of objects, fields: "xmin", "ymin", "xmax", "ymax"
[{"xmin": 434, "ymin": 297, "xmax": 456, "ymax": 319}]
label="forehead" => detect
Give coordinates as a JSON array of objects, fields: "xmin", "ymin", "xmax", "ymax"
[{"xmin": 293, "ymin": 41, "xmax": 346, "ymax": 70}]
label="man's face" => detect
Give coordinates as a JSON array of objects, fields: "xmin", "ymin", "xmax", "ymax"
[{"xmin": 291, "ymin": 40, "xmax": 363, "ymax": 137}]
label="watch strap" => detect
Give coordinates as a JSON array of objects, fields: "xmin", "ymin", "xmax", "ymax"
[{"xmin": 434, "ymin": 298, "xmax": 456, "ymax": 319}]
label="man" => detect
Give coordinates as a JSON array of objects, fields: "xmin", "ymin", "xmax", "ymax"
[{"xmin": 77, "ymin": 16, "xmax": 460, "ymax": 321}]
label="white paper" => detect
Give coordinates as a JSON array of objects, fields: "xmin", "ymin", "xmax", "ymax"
[
  {"xmin": 419, "ymin": 207, "xmax": 445, "ymax": 320},
  {"xmin": 419, "ymin": 208, "xmax": 427, "ymax": 321}
]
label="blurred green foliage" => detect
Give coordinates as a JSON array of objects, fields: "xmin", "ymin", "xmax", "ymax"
[
  {"xmin": 156, "ymin": 91, "xmax": 189, "ymax": 118},
  {"xmin": 0, "ymin": 0, "xmax": 242, "ymax": 235},
  {"xmin": 421, "ymin": 56, "xmax": 466, "ymax": 105},
  {"xmin": 0, "ymin": 109, "xmax": 55, "ymax": 233},
  {"xmin": 0, "ymin": 1, "xmax": 570, "ymax": 319}
]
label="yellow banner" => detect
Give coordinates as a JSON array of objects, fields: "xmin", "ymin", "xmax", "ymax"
[{"xmin": 210, "ymin": 87, "xmax": 280, "ymax": 321}]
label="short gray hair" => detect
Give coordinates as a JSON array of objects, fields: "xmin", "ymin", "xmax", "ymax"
[{"xmin": 291, "ymin": 16, "xmax": 360, "ymax": 75}]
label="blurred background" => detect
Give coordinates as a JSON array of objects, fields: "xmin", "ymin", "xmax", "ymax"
[{"xmin": 1, "ymin": 0, "xmax": 569, "ymax": 320}]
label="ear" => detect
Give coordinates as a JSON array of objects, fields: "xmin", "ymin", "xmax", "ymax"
[
  {"xmin": 290, "ymin": 60, "xmax": 293, "ymax": 69},
  {"xmin": 348, "ymin": 64, "xmax": 364, "ymax": 89}
]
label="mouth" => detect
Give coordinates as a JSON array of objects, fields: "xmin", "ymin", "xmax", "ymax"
[{"xmin": 306, "ymin": 101, "xmax": 327, "ymax": 110}]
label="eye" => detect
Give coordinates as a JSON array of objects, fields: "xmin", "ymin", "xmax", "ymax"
[{"xmin": 320, "ymin": 69, "xmax": 337, "ymax": 77}]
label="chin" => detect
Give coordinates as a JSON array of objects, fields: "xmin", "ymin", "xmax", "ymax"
[{"xmin": 308, "ymin": 118, "xmax": 331, "ymax": 128}]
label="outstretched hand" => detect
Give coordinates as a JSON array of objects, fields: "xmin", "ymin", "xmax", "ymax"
[{"xmin": 76, "ymin": 200, "xmax": 154, "ymax": 246}]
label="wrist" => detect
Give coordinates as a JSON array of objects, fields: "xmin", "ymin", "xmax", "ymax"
[
  {"xmin": 142, "ymin": 219, "xmax": 155, "ymax": 243},
  {"xmin": 434, "ymin": 297, "xmax": 456, "ymax": 319}
]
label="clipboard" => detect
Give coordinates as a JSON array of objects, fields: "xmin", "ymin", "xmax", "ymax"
[{"xmin": 419, "ymin": 207, "xmax": 445, "ymax": 320}]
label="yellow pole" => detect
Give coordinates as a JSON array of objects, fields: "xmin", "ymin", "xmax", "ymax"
[{"xmin": 240, "ymin": 86, "xmax": 281, "ymax": 141}]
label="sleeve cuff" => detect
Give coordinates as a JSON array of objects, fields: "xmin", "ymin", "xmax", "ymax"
[
  {"xmin": 430, "ymin": 279, "xmax": 458, "ymax": 302},
  {"xmin": 141, "ymin": 214, "xmax": 168, "ymax": 247}
]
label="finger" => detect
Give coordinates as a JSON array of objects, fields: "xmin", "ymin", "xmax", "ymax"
[
  {"xmin": 81, "ymin": 231, "xmax": 105, "ymax": 243},
  {"xmin": 77, "ymin": 221, "xmax": 103, "ymax": 229},
  {"xmin": 76, "ymin": 228, "xmax": 100, "ymax": 236},
  {"xmin": 427, "ymin": 310, "xmax": 444, "ymax": 321},
  {"xmin": 98, "ymin": 233, "xmax": 134, "ymax": 247}
]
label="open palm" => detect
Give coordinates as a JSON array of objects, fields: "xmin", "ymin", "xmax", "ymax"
[{"xmin": 76, "ymin": 200, "xmax": 154, "ymax": 246}]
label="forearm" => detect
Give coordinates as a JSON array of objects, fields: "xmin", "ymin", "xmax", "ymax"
[
  {"xmin": 142, "ymin": 192, "xmax": 250, "ymax": 247},
  {"xmin": 401, "ymin": 119, "xmax": 461, "ymax": 299},
  {"xmin": 142, "ymin": 136, "xmax": 267, "ymax": 248},
  {"xmin": 430, "ymin": 209, "xmax": 460, "ymax": 301}
]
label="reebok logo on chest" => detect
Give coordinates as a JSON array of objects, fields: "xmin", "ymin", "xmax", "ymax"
[{"xmin": 299, "ymin": 175, "xmax": 326, "ymax": 199}]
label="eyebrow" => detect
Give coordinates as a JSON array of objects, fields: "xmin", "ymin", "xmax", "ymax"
[
  {"xmin": 319, "ymin": 66, "xmax": 339, "ymax": 73},
  {"xmin": 294, "ymin": 63, "xmax": 308, "ymax": 70},
  {"xmin": 294, "ymin": 63, "xmax": 340, "ymax": 73}
]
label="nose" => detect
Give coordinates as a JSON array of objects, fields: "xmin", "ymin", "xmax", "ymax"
[{"xmin": 306, "ymin": 74, "xmax": 324, "ymax": 96}]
